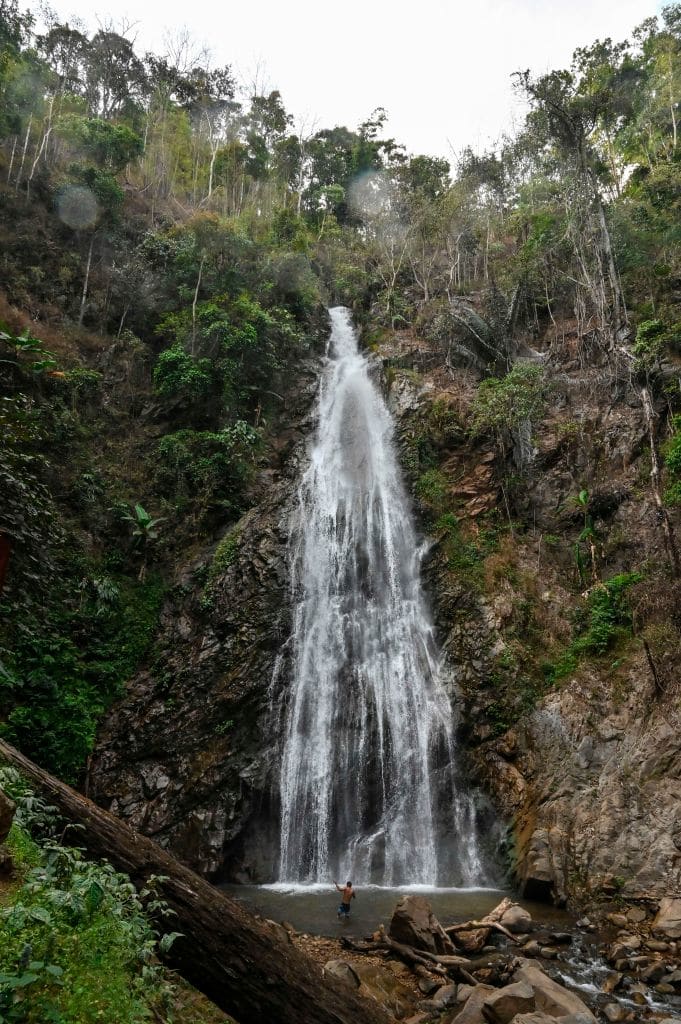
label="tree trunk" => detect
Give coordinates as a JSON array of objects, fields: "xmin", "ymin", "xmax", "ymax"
[
  {"xmin": 640, "ymin": 385, "xmax": 680, "ymax": 577},
  {"xmin": 79, "ymin": 235, "xmax": 95, "ymax": 328},
  {"xmin": 0, "ymin": 739, "xmax": 389, "ymax": 1024}
]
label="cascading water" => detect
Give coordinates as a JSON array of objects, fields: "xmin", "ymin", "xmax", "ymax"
[{"xmin": 278, "ymin": 307, "xmax": 484, "ymax": 887}]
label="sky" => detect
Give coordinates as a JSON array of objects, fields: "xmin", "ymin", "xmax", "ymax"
[{"xmin": 43, "ymin": 0, "xmax": 662, "ymax": 161}]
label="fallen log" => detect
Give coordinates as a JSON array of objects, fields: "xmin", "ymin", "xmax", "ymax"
[
  {"xmin": 444, "ymin": 897, "xmax": 519, "ymax": 945},
  {"xmin": 342, "ymin": 926, "xmax": 478, "ymax": 986},
  {"xmin": 0, "ymin": 739, "xmax": 389, "ymax": 1024}
]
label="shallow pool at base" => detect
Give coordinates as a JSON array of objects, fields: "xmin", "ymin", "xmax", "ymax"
[{"xmin": 220, "ymin": 884, "xmax": 571, "ymax": 939}]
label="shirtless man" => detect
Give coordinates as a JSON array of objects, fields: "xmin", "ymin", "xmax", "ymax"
[{"xmin": 334, "ymin": 880, "xmax": 356, "ymax": 919}]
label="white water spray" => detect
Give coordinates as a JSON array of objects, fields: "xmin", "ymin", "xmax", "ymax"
[{"xmin": 278, "ymin": 308, "xmax": 483, "ymax": 886}]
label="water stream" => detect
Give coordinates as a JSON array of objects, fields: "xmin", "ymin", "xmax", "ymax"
[{"xmin": 277, "ymin": 307, "xmax": 485, "ymax": 887}]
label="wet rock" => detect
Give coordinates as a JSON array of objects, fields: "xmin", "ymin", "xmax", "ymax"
[
  {"xmin": 601, "ymin": 971, "xmax": 623, "ymax": 994},
  {"xmin": 440, "ymin": 984, "xmax": 496, "ymax": 1023},
  {"xmin": 521, "ymin": 940, "xmax": 542, "ymax": 956},
  {"xmin": 607, "ymin": 914, "xmax": 628, "ymax": 928},
  {"xmin": 512, "ymin": 959, "xmax": 596, "ymax": 1021},
  {"xmin": 645, "ymin": 939, "xmax": 671, "ymax": 952},
  {"xmin": 576, "ymin": 917, "xmax": 591, "ymax": 929},
  {"xmin": 665, "ymin": 968, "xmax": 681, "ymax": 987},
  {"xmin": 548, "ymin": 932, "xmax": 572, "ymax": 945},
  {"xmin": 0, "ymin": 788, "xmax": 15, "ymax": 844},
  {"xmin": 539, "ymin": 947, "xmax": 559, "ymax": 959},
  {"xmin": 482, "ymin": 980, "xmax": 536, "ymax": 1023},
  {"xmin": 389, "ymin": 895, "xmax": 453, "ymax": 955},
  {"xmin": 609, "ymin": 935, "xmax": 641, "ymax": 960},
  {"xmin": 456, "ymin": 984, "xmax": 475, "ymax": 1004},
  {"xmin": 603, "ymin": 1004, "xmax": 627, "ymax": 1022},
  {"xmin": 428, "ymin": 983, "xmax": 457, "ymax": 1008},
  {"xmin": 418, "ymin": 977, "xmax": 441, "ymax": 995},
  {"xmin": 653, "ymin": 898, "xmax": 681, "ymax": 939},
  {"xmin": 509, "ymin": 1015, "xmax": 595, "ymax": 1024},
  {"xmin": 501, "ymin": 906, "xmax": 533, "ymax": 934},
  {"xmin": 628, "ymin": 982, "xmax": 648, "ymax": 1005},
  {"xmin": 639, "ymin": 961, "xmax": 666, "ymax": 984},
  {"xmin": 656, "ymin": 983, "xmax": 676, "ymax": 995},
  {"xmin": 626, "ymin": 906, "xmax": 647, "ymax": 924}
]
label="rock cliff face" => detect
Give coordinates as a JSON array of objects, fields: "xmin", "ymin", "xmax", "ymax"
[
  {"xmin": 90, "ymin": 317, "xmax": 681, "ymax": 902},
  {"xmin": 382, "ymin": 326, "xmax": 681, "ymax": 904},
  {"xmin": 89, "ymin": 358, "xmax": 320, "ymax": 880}
]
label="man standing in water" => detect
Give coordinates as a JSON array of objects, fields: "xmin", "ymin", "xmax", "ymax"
[{"xmin": 334, "ymin": 880, "xmax": 356, "ymax": 919}]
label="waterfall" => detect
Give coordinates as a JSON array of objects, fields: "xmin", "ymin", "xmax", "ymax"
[{"xmin": 277, "ymin": 307, "xmax": 483, "ymax": 886}]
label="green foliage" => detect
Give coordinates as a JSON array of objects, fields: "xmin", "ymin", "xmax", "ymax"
[
  {"xmin": 153, "ymin": 344, "xmax": 215, "ymax": 405},
  {"xmin": 0, "ymin": 574, "xmax": 165, "ymax": 781},
  {"xmin": 208, "ymin": 527, "xmax": 241, "ymax": 582},
  {"xmin": 56, "ymin": 114, "xmax": 144, "ymax": 171},
  {"xmin": 470, "ymin": 363, "xmax": 547, "ymax": 440},
  {"xmin": 634, "ymin": 318, "xmax": 681, "ymax": 368},
  {"xmin": 663, "ymin": 415, "xmax": 681, "ymax": 505},
  {"xmin": 0, "ymin": 814, "xmax": 175, "ymax": 1023},
  {"xmin": 156, "ymin": 424, "xmax": 261, "ymax": 513},
  {"xmin": 0, "ymin": 327, "xmax": 57, "ymax": 374},
  {"xmin": 435, "ymin": 512, "xmax": 487, "ymax": 586},
  {"xmin": 415, "ymin": 468, "xmax": 449, "ymax": 517},
  {"xmin": 546, "ymin": 572, "xmax": 642, "ymax": 682},
  {"xmin": 0, "ymin": 396, "xmax": 63, "ymax": 603},
  {"xmin": 117, "ymin": 503, "xmax": 165, "ymax": 546}
]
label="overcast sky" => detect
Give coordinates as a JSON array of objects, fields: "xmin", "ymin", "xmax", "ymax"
[{"xmin": 44, "ymin": 0, "xmax": 661, "ymax": 161}]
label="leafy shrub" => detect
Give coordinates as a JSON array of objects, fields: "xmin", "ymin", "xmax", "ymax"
[
  {"xmin": 663, "ymin": 415, "xmax": 681, "ymax": 506},
  {"xmin": 546, "ymin": 572, "xmax": 642, "ymax": 682},
  {"xmin": 415, "ymin": 468, "xmax": 449, "ymax": 517},
  {"xmin": 470, "ymin": 362, "xmax": 547, "ymax": 439},
  {"xmin": 0, "ymin": 575, "xmax": 164, "ymax": 781},
  {"xmin": 153, "ymin": 345, "xmax": 215, "ymax": 405},
  {"xmin": 0, "ymin": 811, "xmax": 176, "ymax": 1023},
  {"xmin": 156, "ymin": 423, "xmax": 262, "ymax": 511}
]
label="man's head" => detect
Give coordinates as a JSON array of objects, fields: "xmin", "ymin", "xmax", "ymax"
[{"xmin": 346, "ymin": 881, "xmax": 352, "ymax": 887}]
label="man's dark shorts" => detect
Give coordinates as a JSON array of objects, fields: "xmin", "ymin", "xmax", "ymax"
[{"xmin": 338, "ymin": 903, "xmax": 351, "ymax": 916}]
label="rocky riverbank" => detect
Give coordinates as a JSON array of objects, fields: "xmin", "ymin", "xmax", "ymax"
[{"xmin": 274, "ymin": 895, "xmax": 681, "ymax": 1023}]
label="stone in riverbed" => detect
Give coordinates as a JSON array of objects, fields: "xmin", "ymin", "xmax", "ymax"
[
  {"xmin": 645, "ymin": 939, "xmax": 670, "ymax": 952},
  {"xmin": 601, "ymin": 971, "xmax": 623, "ymax": 994},
  {"xmin": 653, "ymin": 898, "xmax": 681, "ymax": 939},
  {"xmin": 389, "ymin": 895, "xmax": 454, "ymax": 954},
  {"xmin": 512, "ymin": 959, "xmax": 597, "ymax": 1021},
  {"xmin": 509, "ymin": 1016, "xmax": 595, "ymax": 1024},
  {"xmin": 440, "ymin": 984, "xmax": 496, "ymax": 1023},
  {"xmin": 603, "ymin": 1005, "xmax": 627, "ymax": 1023},
  {"xmin": 427, "ymin": 982, "xmax": 457, "ymax": 1008},
  {"xmin": 639, "ymin": 961, "xmax": 666, "ymax": 984},
  {"xmin": 501, "ymin": 905, "xmax": 533, "ymax": 934},
  {"xmin": 481, "ymin": 980, "xmax": 536, "ymax": 1023},
  {"xmin": 626, "ymin": 906, "xmax": 647, "ymax": 924}
]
